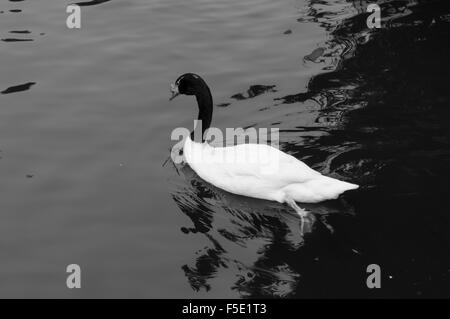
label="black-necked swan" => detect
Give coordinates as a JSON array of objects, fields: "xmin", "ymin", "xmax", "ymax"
[{"xmin": 169, "ymin": 73, "xmax": 359, "ymax": 223}]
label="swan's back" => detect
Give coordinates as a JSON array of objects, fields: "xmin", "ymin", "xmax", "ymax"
[{"xmin": 183, "ymin": 138, "xmax": 358, "ymax": 204}]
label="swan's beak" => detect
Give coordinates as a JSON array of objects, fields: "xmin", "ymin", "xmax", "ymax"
[{"xmin": 169, "ymin": 83, "xmax": 180, "ymax": 101}]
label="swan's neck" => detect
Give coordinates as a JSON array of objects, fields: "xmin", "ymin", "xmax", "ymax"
[{"xmin": 191, "ymin": 86, "xmax": 213, "ymax": 143}]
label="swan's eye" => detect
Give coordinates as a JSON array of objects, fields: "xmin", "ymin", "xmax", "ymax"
[{"xmin": 172, "ymin": 74, "xmax": 202, "ymax": 96}]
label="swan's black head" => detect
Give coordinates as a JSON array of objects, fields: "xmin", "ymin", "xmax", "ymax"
[{"xmin": 170, "ymin": 73, "xmax": 209, "ymax": 100}]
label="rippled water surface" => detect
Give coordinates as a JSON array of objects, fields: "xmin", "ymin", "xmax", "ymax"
[{"xmin": 0, "ymin": 0, "xmax": 449, "ymax": 298}]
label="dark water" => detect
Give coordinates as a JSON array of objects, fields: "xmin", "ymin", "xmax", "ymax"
[{"xmin": 0, "ymin": 0, "xmax": 449, "ymax": 298}]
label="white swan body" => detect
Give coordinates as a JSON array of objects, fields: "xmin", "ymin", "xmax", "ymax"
[{"xmin": 183, "ymin": 136, "xmax": 358, "ymax": 204}]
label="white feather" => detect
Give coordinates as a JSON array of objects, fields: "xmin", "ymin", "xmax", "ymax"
[{"xmin": 183, "ymin": 136, "xmax": 358, "ymax": 205}]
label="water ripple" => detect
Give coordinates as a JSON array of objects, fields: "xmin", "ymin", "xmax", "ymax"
[{"xmin": 1, "ymin": 82, "xmax": 36, "ymax": 94}]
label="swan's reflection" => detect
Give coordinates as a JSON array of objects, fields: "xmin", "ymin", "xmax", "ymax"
[{"xmin": 169, "ymin": 163, "xmax": 355, "ymax": 296}]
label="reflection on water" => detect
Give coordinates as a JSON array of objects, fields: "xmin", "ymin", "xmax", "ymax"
[
  {"xmin": 231, "ymin": 85, "xmax": 277, "ymax": 101},
  {"xmin": 9, "ymin": 30, "xmax": 31, "ymax": 34},
  {"xmin": 1, "ymin": 38, "xmax": 33, "ymax": 42},
  {"xmin": 169, "ymin": 163, "xmax": 358, "ymax": 297},
  {"xmin": 1, "ymin": 82, "xmax": 36, "ymax": 94},
  {"xmin": 75, "ymin": 0, "xmax": 112, "ymax": 7},
  {"xmin": 1, "ymin": 0, "xmax": 37, "ymax": 43},
  {"xmin": 303, "ymin": 47, "xmax": 326, "ymax": 63},
  {"xmin": 296, "ymin": 0, "xmax": 450, "ymax": 187}
]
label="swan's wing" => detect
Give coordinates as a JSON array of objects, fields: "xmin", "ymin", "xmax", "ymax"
[{"xmin": 204, "ymin": 143, "xmax": 321, "ymax": 186}]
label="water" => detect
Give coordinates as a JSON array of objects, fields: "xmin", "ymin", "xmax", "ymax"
[{"xmin": 0, "ymin": 0, "xmax": 449, "ymax": 298}]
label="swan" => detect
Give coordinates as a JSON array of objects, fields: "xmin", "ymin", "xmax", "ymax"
[{"xmin": 169, "ymin": 73, "xmax": 359, "ymax": 223}]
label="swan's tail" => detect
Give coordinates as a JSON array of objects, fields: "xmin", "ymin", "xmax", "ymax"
[
  {"xmin": 314, "ymin": 175, "xmax": 358, "ymax": 200},
  {"xmin": 286, "ymin": 175, "xmax": 358, "ymax": 203}
]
